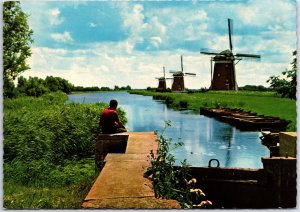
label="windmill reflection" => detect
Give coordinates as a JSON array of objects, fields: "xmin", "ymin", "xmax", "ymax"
[{"xmin": 210, "ymin": 119, "xmax": 235, "ymax": 167}]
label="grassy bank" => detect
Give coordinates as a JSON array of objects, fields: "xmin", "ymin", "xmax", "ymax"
[
  {"xmin": 129, "ymin": 90, "xmax": 296, "ymax": 131},
  {"xmin": 3, "ymin": 92, "xmax": 127, "ymax": 209}
]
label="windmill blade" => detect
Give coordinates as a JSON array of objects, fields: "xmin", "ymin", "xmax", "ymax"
[
  {"xmin": 236, "ymin": 57, "xmax": 261, "ymax": 62},
  {"xmin": 200, "ymin": 51, "xmax": 220, "ymax": 55},
  {"xmin": 166, "ymin": 78, "xmax": 173, "ymax": 80},
  {"xmin": 235, "ymin": 53, "xmax": 261, "ymax": 58},
  {"xmin": 163, "ymin": 66, "xmax": 166, "ymax": 78},
  {"xmin": 185, "ymin": 72, "xmax": 196, "ymax": 76},
  {"xmin": 228, "ymin": 18, "xmax": 233, "ymax": 51},
  {"xmin": 181, "ymin": 55, "xmax": 183, "ymax": 72},
  {"xmin": 169, "ymin": 70, "xmax": 178, "ymax": 73}
]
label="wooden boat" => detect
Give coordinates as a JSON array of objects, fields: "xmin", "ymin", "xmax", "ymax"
[{"xmin": 200, "ymin": 107, "xmax": 290, "ymax": 131}]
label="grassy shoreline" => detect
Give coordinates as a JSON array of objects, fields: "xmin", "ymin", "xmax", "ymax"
[
  {"xmin": 3, "ymin": 92, "xmax": 127, "ymax": 209},
  {"xmin": 128, "ymin": 90, "xmax": 296, "ymax": 131}
]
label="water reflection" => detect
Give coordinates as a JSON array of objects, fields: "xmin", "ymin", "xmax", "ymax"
[{"xmin": 68, "ymin": 91, "xmax": 269, "ymax": 168}]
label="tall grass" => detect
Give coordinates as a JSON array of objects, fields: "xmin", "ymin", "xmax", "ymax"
[
  {"xmin": 129, "ymin": 90, "xmax": 296, "ymax": 131},
  {"xmin": 4, "ymin": 159, "xmax": 96, "ymax": 209},
  {"xmin": 3, "ymin": 91, "xmax": 127, "ymax": 209}
]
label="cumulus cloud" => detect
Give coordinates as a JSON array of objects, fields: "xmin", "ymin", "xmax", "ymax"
[
  {"xmin": 49, "ymin": 8, "xmax": 64, "ymax": 26},
  {"xmin": 21, "ymin": 1, "xmax": 296, "ymax": 89},
  {"xmin": 237, "ymin": 0, "xmax": 295, "ymax": 30},
  {"xmin": 51, "ymin": 31, "xmax": 73, "ymax": 43},
  {"xmin": 194, "ymin": 9, "xmax": 208, "ymax": 21},
  {"xmin": 150, "ymin": 36, "xmax": 162, "ymax": 48}
]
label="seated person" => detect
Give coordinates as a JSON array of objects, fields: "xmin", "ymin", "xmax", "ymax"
[{"xmin": 99, "ymin": 99, "xmax": 127, "ymax": 134}]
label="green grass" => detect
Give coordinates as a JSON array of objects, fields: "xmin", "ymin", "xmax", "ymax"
[
  {"xmin": 129, "ymin": 90, "xmax": 296, "ymax": 131},
  {"xmin": 4, "ymin": 179, "xmax": 94, "ymax": 209},
  {"xmin": 3, "ymin": 157, "xmax": 97, "ymax": 209}
]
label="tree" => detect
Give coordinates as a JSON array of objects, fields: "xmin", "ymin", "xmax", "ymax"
[
  {"xmin": 45, "ymin": 76, "xmax": 60, "ymax": 92},
  {"xmin": 3, "ymin": 1, "xmax": 33, "ymax": 98},
  {"xmin": 3, "ymin": 1, "xmax": 34, "ymax": 80},
  {"xmin": 16, "ymin": 76, "xmax": 74, "ymax": 96},
  {"xmin": 267, "ymin": 50, "xmax": 297, "ymax": 100},
  {"xmin": 25, "ymin": 77, "xmax": 48, "ymax": 97}
]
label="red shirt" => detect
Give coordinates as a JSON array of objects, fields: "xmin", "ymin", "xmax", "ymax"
[{"xmin": 100, "ymin": 108, "xmax": 120, "ymax": 134}]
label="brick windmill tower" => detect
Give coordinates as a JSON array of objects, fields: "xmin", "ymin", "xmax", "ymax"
[
  {"xmin": 155, "ymin": 67, "xmax": 172, "ymax": 92},
  {"xmin": 200, "ymin": 19, "xmax": 260, "ymax": 90},
  {"xmin": 169, "ymin": 55, "xmax": 196, "ymax": 92}
]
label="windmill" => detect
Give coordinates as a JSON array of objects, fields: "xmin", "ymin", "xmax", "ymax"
[
  {"xmin": 169, "ymin": 55, "xmax": 196, "ymax": 92},
  {"xmin": 200, "ymin": 18, "xmax": 260, "ymax": 90},
  {"xmin": 155, "ymin": 67, "xmax": 172, "ymax": 92}
]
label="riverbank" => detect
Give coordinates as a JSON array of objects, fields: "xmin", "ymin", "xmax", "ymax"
[
  {"xmin": 128, "ymin": 90, "xmax": 296, "ymax": 131},
  {"xmin": 3, "ymin": 92, "xmax": 127, "ymax": 209}
]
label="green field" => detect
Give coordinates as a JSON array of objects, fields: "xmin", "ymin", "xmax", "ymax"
[{"xmin": 129, "ymin": 90, "xmax": 296, "ymax": 131}]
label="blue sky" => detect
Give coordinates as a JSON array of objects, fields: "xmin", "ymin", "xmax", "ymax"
[{"xmin": 19, "ymin": 0, "xmax": 297, "ymax": 89}]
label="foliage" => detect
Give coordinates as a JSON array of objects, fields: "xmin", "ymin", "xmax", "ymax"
[
  {"xmin": 3, "ymin": 1, "xmax": 34, "ymax": 98},
  {"xmin": 8, "ymin": 75, "xmax": 74, "ymax": 98},
  {"xmin": 44, "ymin": 76, "xmax": 74, "ymax": 93},
  {"xmin": 267, "ymin": 50, "xmax": 297, "ymax": 100},
  {"xmin": 73, "ymin": 85, "xmax": 132, "ymax": 92},
  {"xmin": 4, "ymin": 159, "xmax": 95, "ymax": 209},
  {"xmin": 4, "ymin": 91, "xmax": 127, "ymax": 164},
  {"xmin": 3, "ymin": 92, "xmax": 127, "ymax": 208},
  {"xmin": 129, "ymin": 89, "xmax": 296, "ymax": 131},
  {"xmin": 3, "ymin": 1, "xmax": 33, "ymax": 80},
  {"xmin": 4, "ymin": 158, "xmax": 96, "ymax": 188},
  {"xmin": 3, "ymin": 77, "xmax": 18, "ymax": 98},
  {"xmin": 239, "ymin": 85, "xmax": 272, "ymax": 92},
  {"xmin": 144, "ymin": 122, "xmax": 212, "ymax": 208}
]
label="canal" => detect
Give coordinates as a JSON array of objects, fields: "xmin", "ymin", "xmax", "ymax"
[{"xmin": 68, "ymin": 91, "xmax": 269, "ymax": 168}]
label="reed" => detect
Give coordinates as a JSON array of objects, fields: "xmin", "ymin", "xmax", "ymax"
[{"xmin": 3, "ymin": 91, "xmax": 127, "ymax": 209}]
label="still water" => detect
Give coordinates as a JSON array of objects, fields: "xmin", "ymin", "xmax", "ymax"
[{"xmin": 68, "ymin": 91, "xmax": 269, "ymax": 168}]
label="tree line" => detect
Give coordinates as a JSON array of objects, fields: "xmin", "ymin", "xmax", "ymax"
[
  {"xmin": 5, "ymin": 75, "xmax": 132, "ymax": 98},
  {"xmin": 73, "ymin": 85, "xmax": 132, "ymax": 92},
  {"xmin": 5, "ymin": 76, "xmax": 74, "ymax": 98}
]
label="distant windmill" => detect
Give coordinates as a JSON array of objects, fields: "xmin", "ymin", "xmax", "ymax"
[
  {"xmin": 155, "ymin": 67, "xmax": 172, "ymax": 92},
  {"xmin": 169, "ymin": 55, "xmax": 196, "ymax": 92},
  {"xmin": 200, "ymin": 18, "xmax": 260, "ymax": 90}
]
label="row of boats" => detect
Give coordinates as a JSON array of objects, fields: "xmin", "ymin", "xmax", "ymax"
[{"xmin": 199, "ymin": 107, "xmax": 290, "ymax": 131}]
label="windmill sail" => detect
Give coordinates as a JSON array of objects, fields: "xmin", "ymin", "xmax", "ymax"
[
  {"xmin": 235, "ymin": 53, "xmax": 261, "ymax": 58},
  {"xmin": 228, "ymin": 18, "xmax": 233, "ymax": 52}
]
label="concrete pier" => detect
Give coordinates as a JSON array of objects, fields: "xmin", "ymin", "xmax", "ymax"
[
  {"xmin": 82, "ymin": 132, "xmax": 180, "ymax": 209},
  {"xmin": 279, "ymin": 132, "xmax": 297, "ymax": 157}
]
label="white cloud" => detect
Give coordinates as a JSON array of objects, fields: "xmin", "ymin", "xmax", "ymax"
[
  {"xmin": 98, "ymin": 65, "xmax": 109, "ymax": 73},
  {"xmin": 24, "ymin": 42, "xmax": 293, "ymax": 89},
  {"xmin": 194, "ymin": 9, "xmax": 208, "ymax": 21},
  {"xmin": 49, "ymin": 8, "xmax": 64, "ymax": 26},
  {"xmin": 21, "ymin": 1, "xmax": 296, "ymax": 89},
  {"xmin": 147, "ymin": 16, "xmax": 167, "ymax": 35},
  {"xmin": 123, "ymin": 4, "xmax": 146, "ymax": 32},
  {"xmin": 150, "ymin": 37, "xmax": 162, "ymax": 48},
  {"xmin": 125, "ymin": 41, "xmax": 134, "ymax": 54},
  {"xmin": 51, "ymin": 31, "xmax": 73, "ymax": 43},
  {"xmin": 237, "ymin": 0, "xmax": 295, "ymax": 29}
]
